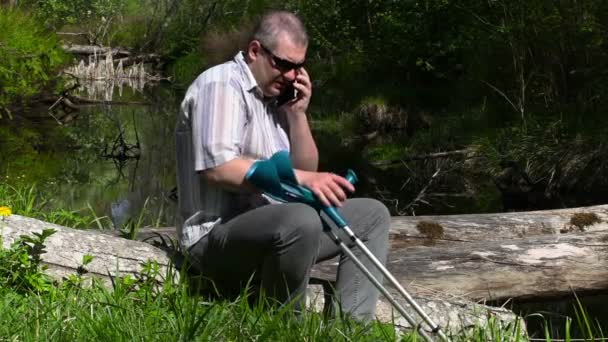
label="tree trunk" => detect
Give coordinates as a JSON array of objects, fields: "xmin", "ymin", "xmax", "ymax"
[{"xmin": 314, "ymin": 229, "xmax": 608, "ymax": 302}]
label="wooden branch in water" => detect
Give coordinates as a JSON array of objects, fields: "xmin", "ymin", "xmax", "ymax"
[
  {"xmin": 57, "ymin": 32, "xmax": 88, "ymax": 37},
  {"xmin": 68, "ymin": 95, "xmax": 149, "ymax": 106},
  {"xmin": 114, "ymin": 54, "xmax": 163, "ymax": 68},
  {"xmin": 372, "ymin": 148, "xmax": 475, "ymax": 168},
  {"xmin": 62, "ymin": 44, "xmax": 130, "ymax": 57}
]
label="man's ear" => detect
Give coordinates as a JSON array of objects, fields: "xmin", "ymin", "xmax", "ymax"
[{"xmin": 247, "ymin": 40, "xmax": 262, "ymax": 62}]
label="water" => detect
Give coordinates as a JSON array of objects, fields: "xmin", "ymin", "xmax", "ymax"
[{"xmin": 1, "ymin": 84, "xmax": 180, "ymax": 229}]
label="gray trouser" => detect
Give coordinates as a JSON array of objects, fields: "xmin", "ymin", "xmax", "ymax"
[{"xmin": 188, "ymin": 198, "xmax": 390, "ymax": 321}]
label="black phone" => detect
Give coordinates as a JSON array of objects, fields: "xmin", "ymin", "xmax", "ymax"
[{"xmin": 277, "ymin": 83, "xmax": 297, "ymax": 106}]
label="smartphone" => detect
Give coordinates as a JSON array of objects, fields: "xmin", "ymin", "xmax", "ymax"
[{"xmin": 277, "ymin": 83, "xmax": 297, "ymax": 106}]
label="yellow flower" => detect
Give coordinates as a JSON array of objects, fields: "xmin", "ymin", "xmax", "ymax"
[{"xmin": 0, "ymin": 206, "xmax": 11, "ymax": 217}]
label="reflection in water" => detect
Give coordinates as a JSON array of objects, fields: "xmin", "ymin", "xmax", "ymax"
[
  {"xmin": 110, "ymin": 198, "xmax": 132, "ymax": 229},
  {"xmin": 65, "ymin": 50, "xmax": 161, "ymax": 101},
  {"xmin": 73, "ymin": 78, "xmax": 149, "ymax": 101},
  {"xmin": 0, "ymin": 83, "xmax": 183, "ymax": 229}
]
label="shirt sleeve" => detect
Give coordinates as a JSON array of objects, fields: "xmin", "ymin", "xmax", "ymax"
[{"xmin": 191, "ymin": 81, "xmax": 246, "ymax": 171}]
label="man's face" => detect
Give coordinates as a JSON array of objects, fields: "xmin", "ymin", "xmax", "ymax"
[{"xmin": 249, "ymin": 32, "xmax": 307, "ymax": 97}]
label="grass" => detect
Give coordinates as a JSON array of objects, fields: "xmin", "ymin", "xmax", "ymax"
[
  {"xmin": 0, "ymin": 182, "xmax": 166, "ymax": 232},
  {"xmin": 0, "ymin": 250, "xmax": 403, "ymax": 342},
  {"xmin": 0, "ymin": 247, "xmax": 595, "ymax": 342},
  {"xmin": 0, "ymin": 182, "xmax": 105, "ymax": 229}
]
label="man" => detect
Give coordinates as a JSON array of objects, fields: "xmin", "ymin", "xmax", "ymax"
[{"xmin": 175, "ymin": 10, "xmax": 390, "ymax": 321}]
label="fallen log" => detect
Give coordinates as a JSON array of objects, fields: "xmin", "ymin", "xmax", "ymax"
[
  {"xmin": 100, "ymin": 204, "xmax": 608, "ymax": 302},
  {"xmin": 2, "ymin": 214, "xmax": 521, "ymax": 335},
  {"xmin": 1, "ymin": 215, "xmax": 173, "ymax": 282},
  {"xmin": 313, "ymin": 229, "xmax": 608, "ymax": 302},
  {"xmin": 110, "ymin": 204, "xmax": 608, "ymax": 247}
]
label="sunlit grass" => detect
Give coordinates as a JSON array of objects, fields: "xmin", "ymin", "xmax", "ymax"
[
  {"xmin": 0, "ymin": 276, "xmax": 404, "ymax": 341},
  {"xmin": 0, "ymin": 182, "xmax": 108, "ymax": 229},
  {"xmin": 0, "ymin": 182, "xmax": 169, "ymax": 233}
]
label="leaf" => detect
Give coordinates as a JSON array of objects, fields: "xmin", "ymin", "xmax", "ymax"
[{"xmin": 82, "ymin": 254, "xmax": 94, "ymax": 265}]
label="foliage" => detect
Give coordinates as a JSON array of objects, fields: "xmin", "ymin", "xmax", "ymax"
[
  {"xmin": 0, "ymin": 9, "xmax": 69, "ymax": 117},
  {"xmin": 475, "ymin": 118, "xmax": 608, "ymax": 193},
  {"xmin": 168, "ymin": 50, "xmax": 207, "ymax": 86},
  {"xmin": 0, "ymin": 228, "xmax": 56, "ymax": 294},
  {"xmin": 22, "ymin": 0, "xmax": 125, "ymax": 44}
]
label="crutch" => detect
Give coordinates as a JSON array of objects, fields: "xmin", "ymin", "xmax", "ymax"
[{"xmin": 245, "ymin": 151, "xmax": 450, "ymax": 342}]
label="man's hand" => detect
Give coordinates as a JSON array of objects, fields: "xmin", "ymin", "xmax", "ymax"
[
  {"xmin": 281, "ymin": 67, "xmax": 312, "ymax": 115},
  {"xmin": 295, "ymin": 170, "xmax": 355, "ymax": 207}
]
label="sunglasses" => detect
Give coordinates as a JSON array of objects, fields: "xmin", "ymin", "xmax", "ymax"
[{"xmin": 260, "ymin": 44, "xmax": 305, "ymax": 72}]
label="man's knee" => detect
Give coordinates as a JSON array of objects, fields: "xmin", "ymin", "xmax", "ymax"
[
  {"xmin": 277, "ymin": 203, "xmax": 323, "ymax": 245},
  {"xmin": 354, "ymin": 198, "xmax": 391, "ymax": 226},
  {"xmin": 368, "ymin": 198, "xmax": 391, "ymax": 219}
]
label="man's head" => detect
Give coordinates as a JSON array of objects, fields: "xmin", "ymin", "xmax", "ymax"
[{"xmin": 246, "ymin": 11, "xmax": 308, "ymax": 97}]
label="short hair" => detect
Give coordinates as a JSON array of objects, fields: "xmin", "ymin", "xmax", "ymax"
[{"xmin": 251, "ymin": 11, "xmax": 308, "ymax": 51}]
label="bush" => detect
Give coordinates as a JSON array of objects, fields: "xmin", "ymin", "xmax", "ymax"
[{"xmin": 0, "ymin": 9, "xmax": 69, "ymax": 117}]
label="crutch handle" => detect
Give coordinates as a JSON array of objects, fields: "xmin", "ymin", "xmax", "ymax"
[
  {"xmin": 321, "ymin": 169, "xmax": 358, "ymax": 229},
  {"xmin": 344, "ymin": 169, "xmax": 358, "ymax": 185}
]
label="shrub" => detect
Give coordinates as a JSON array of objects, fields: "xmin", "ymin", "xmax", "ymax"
[{"xmin": 0, "ymin": 9, "xmax": 69, "ymax": 117}]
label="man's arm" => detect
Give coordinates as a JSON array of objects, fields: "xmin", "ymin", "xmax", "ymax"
[
  {"xmin": 200, "ymin": 158, "xmax": 255, "ymax": 193},
  {"xmin": 203, "ymin": 159, "xmax": 354, "ymax": 208},
  {"xmin": 190, "ymin": 79, "xmax": 255, "ymax": 193},
  {"xmin": 287, "ymin": 112, "xmax": 318, "ymax": 171},
  {"xmin": 283, "ymin": 67, "xmax": 318, "ymax": 171},
  {"xmin": 281, "ymin": 67, "xmax": 356, "ymax": 207}
]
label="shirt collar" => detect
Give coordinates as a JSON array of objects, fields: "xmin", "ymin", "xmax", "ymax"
[{"xmin": 234, "ymin": 52, "xmax": 264, "ymax": 98}]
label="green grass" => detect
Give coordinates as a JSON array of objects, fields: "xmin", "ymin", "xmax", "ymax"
[
  {"xmin": 0, "ymin": 182, "xmax": 105, "ymax": 229},
  {"xmin": 0, "ymin": 268, "xmax": 403, "ymax": 341},
  {"xmin": 0, "ymin": 252, "xmax": 594, "ymax": 342}
]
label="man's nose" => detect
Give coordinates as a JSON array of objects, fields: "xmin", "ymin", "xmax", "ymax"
[{"xmin": 283, "ymin": 68, "xmax": 297, "ymax": 82}]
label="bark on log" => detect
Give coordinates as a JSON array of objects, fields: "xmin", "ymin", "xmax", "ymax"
[
  {"xmin": 389, "ymin": 204, "xmax": 608, "ymax": 247},
  {"xmin": 1, "ymin": 215, "xmax": 173, "ymax": 282},
  {"xmin": 2, "ymin": 214, "xmax": 521, "ymax": 335}
]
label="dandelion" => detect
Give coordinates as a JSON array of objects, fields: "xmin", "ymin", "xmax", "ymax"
[{"xmin": 0, "ymin": 206, "xmax": 11, "ymax": 217}]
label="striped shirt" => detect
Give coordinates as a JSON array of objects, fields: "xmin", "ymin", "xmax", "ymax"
[{"xmin": 175, "ymin": 52, "xmax": 291, "ymax": 250}]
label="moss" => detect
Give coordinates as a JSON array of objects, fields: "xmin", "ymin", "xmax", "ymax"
[
  {"xmin": 416, "ymin": 220, "xmax": 444, "ymax": 241},
  {"xmin": 570, "ymin": 212, "xmax": 602, "ymax": 231}
]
